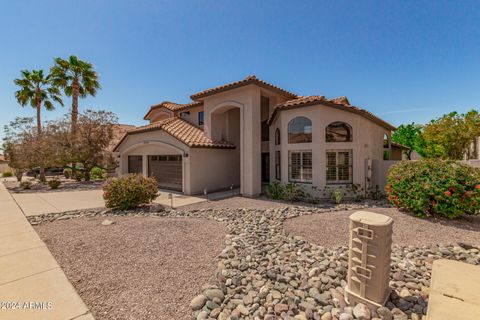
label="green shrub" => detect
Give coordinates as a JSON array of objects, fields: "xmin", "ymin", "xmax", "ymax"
[
  {"xmin": 266, "ymin": 181, "xmax": 284, "ymax": 200},
  {"xmin": 48, "ymin": 178, "xmax": 61, "ymax": 189},
  {"xmin": 386, "ymin": 160, "xmax": 480, "ymax": 218},
  {"xmin": 74, "ymin": 170, "xmax": 84, "ymax": 181},
  {"xmin": 20, "ymin": 181, "xmax": 32, "ymax": 189},
  {"xmin": 324, "ymin": 186, "xmax": 344, "ymax": 204},
  {"xmin": 2, "ymin": 171, "xmax": 13, "ymax": 177},
  {"xmin": 63, "ymin": 168, "xmax": 72, "ymax": 179},
  {"xmin": 103, "ymin": 174, "xmax": 159, "ymax": 210},
  {"xmin": 90, "ymin": 167, "xmax": 107, "ymax": 180},
  {"xmin": 283, "ymin": 183, "xmax": 307, "ymax": 202}
]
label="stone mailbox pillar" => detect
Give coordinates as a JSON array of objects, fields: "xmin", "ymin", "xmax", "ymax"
[{"xmin": 345, "ymin": 211, "xmax": 393, "ymax": 308}]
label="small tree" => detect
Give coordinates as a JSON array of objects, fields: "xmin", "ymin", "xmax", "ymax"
[
  {"xmin": 392, "ymin": 123, "xmax": 423, "ymax": 160},
  {"xmin": 59, "ymin": 110, "xmax": 118, "ymax": 181},
  {"xmin": 3, "ymin": 117, "xmax": 60, "ymax": 181},
  {"xmin": 421, "ymin": 110, "xmax": 480, "ymax": 160}
]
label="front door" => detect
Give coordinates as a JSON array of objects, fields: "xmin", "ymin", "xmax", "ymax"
[{"xmin": 261, "ymin": 153, "xmax": 270, "ymax": 183}]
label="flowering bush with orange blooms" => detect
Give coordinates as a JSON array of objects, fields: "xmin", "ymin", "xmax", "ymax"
[
  {"xmin": 386, "ymin": 160, "xmax": 480, "ymax": 218},
  {"xmin": 103, "ymin": 174, "xmax": 158, "ymax": 210}
]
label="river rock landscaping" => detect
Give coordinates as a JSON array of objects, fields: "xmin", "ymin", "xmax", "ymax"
[{"xmin": 31, "ymin": 202, "xmax": 480, "ymax": 320}]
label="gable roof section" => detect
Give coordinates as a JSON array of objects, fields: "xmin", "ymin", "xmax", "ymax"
[
  {"xmin": 143, "ymin": 101, "xmax": 203, "ymax": 120},
  {"xmin": 190, "ymin": 75, "xmax": 298, "ymax": 100},
  {"xmin": 113, "ymin": 117, "xmax": 235, "ymax": 151},
  {"xmin": 267, "ymin": 95, "xmax": 396, "ymax": 131}
]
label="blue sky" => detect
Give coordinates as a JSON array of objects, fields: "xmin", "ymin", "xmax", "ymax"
[{"xmin": 1, "ymin": 0, "xmax": 479, "ymax": 142}]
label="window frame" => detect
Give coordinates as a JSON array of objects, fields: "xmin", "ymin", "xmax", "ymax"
[
  {"xmin": 288, "ymin": 117, "xmax": 312, "ymax": 144},
  {"xmin": 275, "ymin": 150, "xmax": 281, "ymax": 180},
  {"xmin": 288, "ymin": 150, "xmax": 312, "ymax": 183},
  {"xmin": 261, "ymin": 120, "xmax": 269, "ymax": 142},
  {"xmin": 325, "ymin": 149, "xmax": 353, "ymax": 184},
  {"xmin": 325, "ymin": 122, "xmax": 353, "ymax": 142},
  {"xmin": 198, "ymin": 111, "xmax": 205, "ymax": 126}
]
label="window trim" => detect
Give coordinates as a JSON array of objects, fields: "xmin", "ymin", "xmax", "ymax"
[
  {"xmin": 288, "ymin": 116, "xmax": 312, "ymax": 144},
  {"xmin": 326, "ymin": 149, "xmax": 353, "ymax": 184},
  {"xmin": 325, "ymin": 121, "xmax": 353, "ymax": 143},
  {"xmin": 275, "ymin": 128, "xmax": 281, "ymax": 145},
  {"xmin": 275, "ymin": 150, "xmax": 281, "ymax": 180},
  {"xmin": 288, "ymin": 150, "xmax": 312, "ymax": 183}
]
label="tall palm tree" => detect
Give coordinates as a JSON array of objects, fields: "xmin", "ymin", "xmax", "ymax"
[
  {"xmin": 50, "ymin": 55, "xmax": 100, "ymax": 134},
  {"xmin": 14, "ymin": 69, "xmax": 63, "ymax": 181}
]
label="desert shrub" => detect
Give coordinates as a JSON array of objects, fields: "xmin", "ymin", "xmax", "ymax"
[
  {"xmin": 20, "ymin": 181, "xmax": 32, "ymax": 189},
  {"xmin": 266, "ymin": 181, "xmax": 284, "ymax": 200},
  {"xmin": 74, "ymin": 170, "xmax": 85, "ymax": 181},
  {"xmin": 346, "ymin": 183, "xmax": 365, "ymax": 202},
  {"xmin": 63, "ymin": 168, "xmax": 72, "ymax": 179},
  {"xmin": 90, "ymin": 167, "xmax": 107, "ymax": 180},
  {"xmin": 47, "ymin": 178, "xmax": 61, "ymax": 189},
  {"xmin": 283, "ymin": 183, "xmax": 307, "ymax": 202},
  {"xmin": 386, "ymin": 160, "xmax": 480, "ymax": 218},
  {"xmin": 103, "ymin": 174, "xmax": 159, "ymax": 210},
  {"xmin": 324, "ymin": 186, "xmax": 344, "ymax": 204},
  {"xmin": 2, "ymin": 171, "xmax": 13, "ymax": 177}
]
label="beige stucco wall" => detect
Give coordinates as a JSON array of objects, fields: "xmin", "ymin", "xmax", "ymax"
[
  {"xmin": 269, "ymin": 104, "xmax": 392, "ymax": 197},
  {"xmin": 201, "ymin": 85, "xmax": 291, "ymax": 197},
  {"xmin": 189, "ymin": 148, "xmax": 239, "ymax": 195}
]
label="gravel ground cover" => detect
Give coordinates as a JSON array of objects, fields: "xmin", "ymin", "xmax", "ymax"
[
  {"xmin": 284, "ymin": 207, "xmax": 480, "ymax": 248},
  {"xmin": 31, "ymin": 202, "xmax": 480, "ymax": 320},
  {"xmin": 5, "ymin": 178, "xmax": 104, "ymax": 193},
  {"xmin": 34, "ymin": 215, "xmax": 227, "ymax": 320}
]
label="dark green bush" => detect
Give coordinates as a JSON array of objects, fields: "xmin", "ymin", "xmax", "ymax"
[
  {"xmin": 90, "ymin": 167, "xmax": 107, "ymax": 180},
  {"xmin": 386, "ymin": 160, "xmax": 480, "ymax": 218},
  {"xmin": 48, "ymin": 178, "xmax": 61, "ymax": 189},
  {"xmin": 266, "ymin": 181, "xmax": 284, "ymax": 200},
  {"xmin": 103, "ymin": 174, "xmax": 159, "ymax": 210},
  {"xmin": 2, "ymin": 171, "xmax": 13, "ymax": 177}
]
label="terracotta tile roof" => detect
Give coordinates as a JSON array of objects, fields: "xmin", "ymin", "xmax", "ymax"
[
  {"xmin": 190, "ymin": 75, "xmax": 298, "ymax": 100},
  {"xmin": 391, "ymin": 141, "xmax": 410, "ymax": 149},
  {"xmin": 267, "ymin": 95, "xmax": 396, "ymax": 131},
  {"xmin": 114, "ymin": 117, "xmax": 235, "ymax": 151},
  {"xmin": 143, "ymin": 101, "xmax": 203, "ymax": 120}
]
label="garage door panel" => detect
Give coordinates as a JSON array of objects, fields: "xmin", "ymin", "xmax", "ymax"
[{"xmin": 148, "ymin": 155, "xmax": 182, "ymax": 191}]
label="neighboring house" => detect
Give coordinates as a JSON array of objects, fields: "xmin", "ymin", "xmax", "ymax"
[
  {"xmin": 114, "ymin": 75, "xmax": 398, "ymax": 197},
  {"xmin": 0, "ymin": 154, "xmax": 10, "ymax": 174}
]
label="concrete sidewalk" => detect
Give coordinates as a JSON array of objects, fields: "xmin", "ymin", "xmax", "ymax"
[
  {"xmin": 0, "ymin": 182, "xmax": 94, "ymax": 320},
  {"xmin": 11, "ymin": 189, "xmax": 207, "ymax": 216}
]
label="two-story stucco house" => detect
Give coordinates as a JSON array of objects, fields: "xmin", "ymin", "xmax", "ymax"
[{"xmin": 114, "ymin": 75, "xmax": 399, "ymax": 197}]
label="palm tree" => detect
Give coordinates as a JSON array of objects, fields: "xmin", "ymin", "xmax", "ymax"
[
  {"xmin": 14, "ymin": 69, "xmax": 63, "ymax": 181},
  {"xmin": 50, "ymin": 55, "xmax": 100, "ymax": 134}
]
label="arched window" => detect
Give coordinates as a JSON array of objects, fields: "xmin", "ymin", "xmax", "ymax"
[
  {"xmin": 383, "ymin": 133, "xmax": 390, "ymax": 148},
  {"xmin": 275, "ymin": 128, "xmax": 281, "ymax": 145},
  {"xmin": 288, "ymin": 117, "xmax": 312, "ymax": 143},
  {"xmin": 325, "ymin": 122, "xmax": 352, "ymax": 142}
]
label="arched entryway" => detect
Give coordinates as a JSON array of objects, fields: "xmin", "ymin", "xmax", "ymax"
[{"xmin": 210, "ymin": 102, "xmax": 242, "ymax": 193}]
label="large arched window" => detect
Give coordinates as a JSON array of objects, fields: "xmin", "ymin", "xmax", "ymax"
[
  {"xmin": 325, "ymin": 122, "xmax": 352, "ymax": 142},
  {"xmin": 288, "ymin": 117, "xmax": 312, "ymax": 143},
  {"xmin": 275, "ymin": 128, "xmax": 281, "ymax": 145}
]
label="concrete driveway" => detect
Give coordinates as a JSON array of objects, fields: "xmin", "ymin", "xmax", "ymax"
[{"xmin": 12, "ymin": 189, "xmax": 207, "ymax": 216}]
